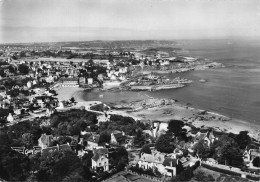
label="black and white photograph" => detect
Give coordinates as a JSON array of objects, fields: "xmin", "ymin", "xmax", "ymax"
[{"xmin": 1, "ymin": 0, "xmax": 260, "ymax": 181}]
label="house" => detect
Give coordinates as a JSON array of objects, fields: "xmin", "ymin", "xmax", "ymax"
[
  {"xmin": 56, "ymin": 101, "xmax": 64, "ymax": 109},
  {"xmin": 38, "ymin": 133, "xmax": 53, "ymax": 149},
  {"xmin": 92, "ymin": 148, "xmax": 109, "ymax": 172},
  {"xmin": 35, "ymin": 98, "xmax": 44, "ymax": 108},
  {"xmin": 110, "ymin": 130, "xmax": 126, "ymax": 145},
  {"xmin": 45, "ymin": 75, "xmax": 54, "ymax": 83},
  {"xmin": 163, "ymin": 158, "xmax": 178, "ymax": 177},
  {"xmin": 125, "ymin": 136, "xmax": 134, "ymax": 149},
  {"xmin": 0, "ymin": 85, "xmax": 6, "ymax": 95},
  {"xmin": 27, "ymin": 81, "xmax": 32, "ymax": 88},
  {"xmin": 79, "ymin": 77, "xmax": 86, "ymax": 84},
  {"xmin": 243, "ymin": 147, "xmax": 260, "ymax": 163},
  {"xmin": 45, "ymin": 108, "xmax": 54, "ymax": 117},
  {"xmin": 97, "ymin": 74, "xmax": 103, "ymax": 81},
  {"xmin": 7, "ymin": 113, "xmax": 14, "ymax": 123},
  {"xmin": 0, "ymin": 101, "xmax": 5, "ymax": 109},
  {"xmin": 194, "ymin": 130, "xmax": 215, "ymax": 146},
  {"xmin": 138, "ymin": 152, "xmax": 165, "ymax": 174},
  {"xmin": 87, "ymin": 78, "xmax": 93, "ymax": 85},
  {"xmin": 41, "ymin": 143, "xmax": 72, "ymax": 157},
  {"xmin": 87, "ymin": 134, "xmax": 101, "ymax": 150},
  {"xmin": 179, "ymin": 156, "xmax": 199, "ymax": 168},
  {"xmin": 138, "ymin": 151, "xmax": 179, "ymax": 177}
]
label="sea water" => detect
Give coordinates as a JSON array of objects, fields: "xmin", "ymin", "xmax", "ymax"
[{"xmin": 82, "ymin": 39, "xmax": 260, "ymax": 123}]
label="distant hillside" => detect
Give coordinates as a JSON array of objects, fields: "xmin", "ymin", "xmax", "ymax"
[
  {"xmin": 140, "ymin": 47, "xmax": 183, "ymax": 56},
  {"xmin": 1, "ymin": 40, "xmax": 178, "ymax": 49}
]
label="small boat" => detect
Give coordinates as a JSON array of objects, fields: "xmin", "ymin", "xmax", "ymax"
[
  {"xmin": 199, "ymin": 79, "xmax": 206, "ymax": 83},
  {"xmin": 99, "ymin": 94, "xmax": 103, "ymax": 98}
]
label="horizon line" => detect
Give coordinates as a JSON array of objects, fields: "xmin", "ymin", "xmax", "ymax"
[{"xmin": 1, "ymin": 37, "xmax": 259, "ymax": 45}]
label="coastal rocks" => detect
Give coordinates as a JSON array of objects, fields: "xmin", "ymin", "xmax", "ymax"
[
  {"xmin": 195, "ymin": 62, "xmax": 224, "ymax": 70},
  {"xmin": 116, "ymin": 98, "xmax": 176, "ymax": 111},
  {"xmin": 122, "ymin": 74, "xmax": 192, "ymax": 91}
]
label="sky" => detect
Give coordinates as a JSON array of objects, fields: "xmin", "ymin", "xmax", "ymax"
[{"xmin": 0, "ymin": 0, "xmax": 260, "ymax": 43}]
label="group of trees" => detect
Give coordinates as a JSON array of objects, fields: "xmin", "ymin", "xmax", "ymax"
[
  {"xmin": 1, "ymin": 77, "xmax": 35, "ymax": 91},
  {"xmin": 0, "ymin": 120, "xmax": 44, "ymax": 148},
  {"xmin": 0, "ymin": 107, "xmax": 131, "ymax": 181},
  {"xmin": 154, "ymin": 120, "xmax": 190, "ymax": 153},
  {"xmin": 156, "ymin": 120, "xmax": 253, "ymax": 169},
  {"xmin": 50, "ymin": 109, "xmax": 98, "ymax": 136},
  {"xmin": 140, "ymin": 144, "xmax": 152, "ymax": 155},
  {"xmin": 194, "ymin": 131, "xmax": 252, "ymax": 168},
  {"xmin": 0, "ymin": 62, "xmax": 29, "ymax": 77},
  {"xmin": 18, "ymin": 64, "xmax": 29, "ymax": 75},
  {"xmin": 31, "ymin": 150, "xmax": 87, "ymax": 181},
  {"xmin": 98, "ymin": 114, "xmax": 150, "ymax": 146},
  {"xmin": 0, "ymin": 146, "xmax": 31, "ymax": 181},
  {"xmin": 155, "ymin": 132, "xmax": 175, "ymax": 153}
]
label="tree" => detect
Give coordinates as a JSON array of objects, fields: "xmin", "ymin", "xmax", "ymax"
[
  {"xmin": 82, "ymin": 151, "xmax": 93, "ymax": 168},
  {"xmin": 62, "ymin": 172, "xmax": 86, "ymax": 182},
  {"xmin": 178, "ymin": 167, "xmax": 194, "ymax": 181},
  {"xmin": 140, "ymin": 145, "xmax": 152, "ymax": 156},
  {"xmin": 115, "ymin": 147, "xmax": 129, "ymax": 170},
  {"xmin": 58, "ymin": 136, "xmax": 72, "ymax": 145},
  {"xmin": 155, "ymin": 133, "xmax": 175, "ymax": 153},
  {"xmin": 70, "ymin": 97, "xmax": 75, "ymax": 103},
  {"xmin": 235, "ymin": 131, "xmax": 251, "ymax": 149},
  {"xmin": 37, "ymin": 150, "xmax": 83, "ymax": 182},
  {"xmin": 52, "ymin": 151, "xmax": 82, "ymax": 181},
  {"xmin": 134, "ymin": 129, "xmax": 145, "ymax": 147},
  {"xmin": 194, "ymin": 171, "xmax": 214, "ymax": 182},
  {"xmin": 212, "ymin": 135, "xmax": 244, "ymax": 168},
  {"xmin": 22, "ymin": 133, "xmax": 34, "ymax": 148},
  {"xmin": 183, "ymin": 149, "xmax": 189, "ymax": 157},
  {"xmin": 0, "ymin": 146, "xmax": 31, "ymax": 181},
  {"xmin": 193, "ymin": 140, "xmax": 210, "ymax": 160},
  {"xmin": 18, "ymin": 64, "xmax": 29, "ymax": 75},
  {"xmin": 99, "ymin": 131, "xmax": 111, "ymax": 144},
  {"xmin": 167, "ymin": 120, "xmax": 185, "ymax": 136},
  {"xmin": 253, "ymin": 157, "xmax": 260, "ymax": 167}
]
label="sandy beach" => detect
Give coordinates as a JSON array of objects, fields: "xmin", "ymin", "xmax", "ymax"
[{"xmin": 113, "ymin": 99, "xmax": 260, "ymax": 139}]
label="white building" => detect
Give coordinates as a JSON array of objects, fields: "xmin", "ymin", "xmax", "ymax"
[
  {"xmin": 92, "ymin": 148, "xmax": 109, "ymax": 172},
  {"xmin": 138, "ymin": 151, "xmax": 178, "ymax": 177},
  {"xmin": 27, "ymin": 81, "xmax": 32, "ymax": 88},
  {"xmin": 7, "ymin": 113, "xmax": 14, "ymax": 123},
  {"xmin": 60, "ymin": 78, "xmax": 79, "ymax": 87},
  {"xmin": 87, "ymin": 78, "xmax": 93, "ymax": 85},
  {"xmin": 56, "ymin": 101, "xmax": 64, "ymax": 110}
]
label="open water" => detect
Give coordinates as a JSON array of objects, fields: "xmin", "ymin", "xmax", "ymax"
[{"xmin": 82, "ymin": 39, "xmax": 260, "ymax": 123}]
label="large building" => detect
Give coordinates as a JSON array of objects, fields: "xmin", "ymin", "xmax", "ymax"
[
  {"xmin": 92, "ymin": 148, "xmax": 109, "ymax": 172},
  {"xmin": 60, "ymin": 77, "xmax": 79, "ymax": 87}
]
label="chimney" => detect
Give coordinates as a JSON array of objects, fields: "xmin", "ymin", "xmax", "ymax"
[{"xmin": 57, "ymin": 144, "xmax": 59, "ymax": 151}]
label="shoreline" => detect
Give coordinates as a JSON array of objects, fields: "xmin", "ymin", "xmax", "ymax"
[
  {"xmin": 120, "ymin": 99, "xmax": 260, "ymax": 139},
  {"xmin": 55, "ymin": 86, "xmax": 260, "ymax": 140},
  {"xmin": 54, "ymin": 86, "xmax": 85, "ymax": 102}
]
